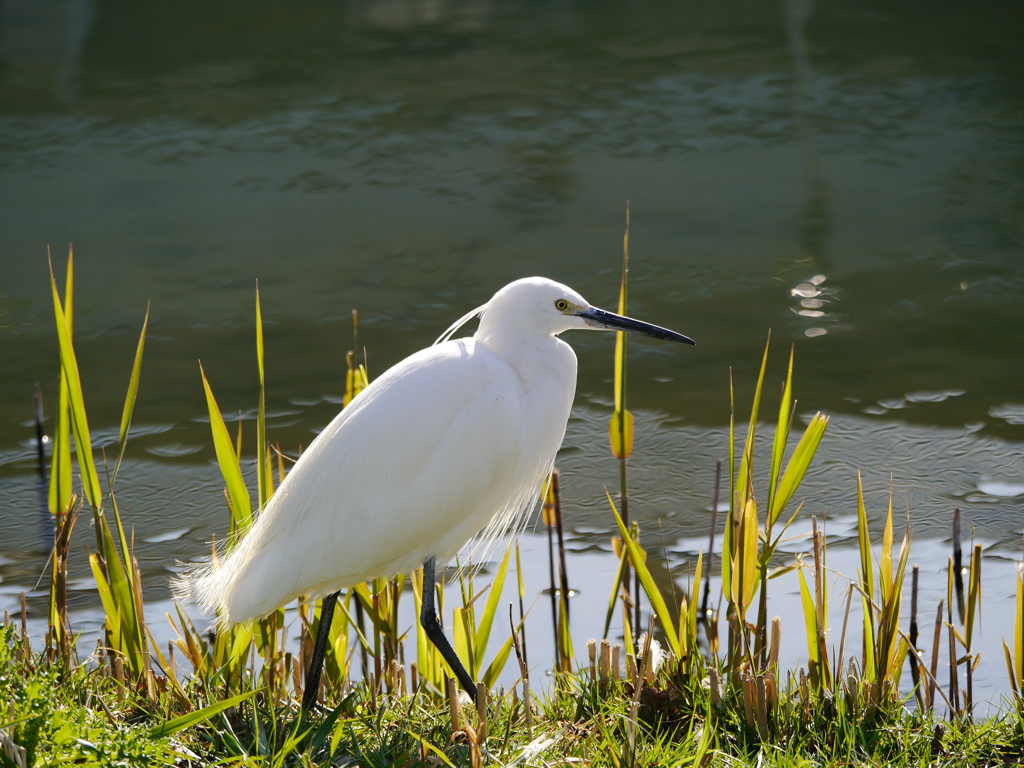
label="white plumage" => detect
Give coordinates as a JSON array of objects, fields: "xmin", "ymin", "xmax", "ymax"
[
  {"xmin": 174, "ymin": 276, "xmax": 693, "ymax": 700},
  {"xmin": 175, "ymin": 276, "xmax": 693, "ymax": 641},
  {"xmin": 177, "ymin": 277, "xmax": 584, "ymax": 623}
]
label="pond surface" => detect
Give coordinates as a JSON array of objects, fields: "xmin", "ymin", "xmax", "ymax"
[{"xmin": 1, "ymin": 0, "xmax": 1023, "ymax": 703}]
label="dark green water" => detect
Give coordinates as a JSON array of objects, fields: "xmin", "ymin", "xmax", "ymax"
[{"xmin": 1, "ymin": 0, "xmax": 1023, "ymax": 698}]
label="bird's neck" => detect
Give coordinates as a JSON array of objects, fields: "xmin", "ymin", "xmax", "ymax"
[{"xmin": 475, "ymin": 330, "xmax": 576, "ymax": 391}]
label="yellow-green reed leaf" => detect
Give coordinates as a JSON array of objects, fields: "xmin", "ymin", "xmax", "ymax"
[
  {"xmin": 767, "ymin": 345, "xmax": 794, "ymax": 518},
  {"xmin": 475, "ymin": 542, "xmax": 512, "ymax": 656},
  {"xmin": 112, "ymin": 303, "xmax": 149, "ymax": 488},
  {"xmin": 48, "ymin": 372, "xmax": 71, "ymax": 515},
  {"xmin": 264, "ymin": 444, "xmax": 275, "ymax": 498},
  {"xmin": 405, "ymin": 733, "xmax": 458, "ymax": 768},
  {"xmin": 63, "ymin": 245, "xmax": 75, "ymax": 327},
  {"xmin": 682, "ymin": 550, "xmax": 703, "ymax": 653},
  {"xmin": 199, "ymin": 363, "xmax": 253, "ymax": 532},
  {"xmin": 889, "ymin": 637, "xmax": 910, "ymax": 687},
  {"xmin": 108, "ymin": 492, "xmax": 134, "ymax": 592},
  {"xmin": 336, "ymin": 596, "xmax": 372, "ymax": 655},
  {"xmin": 609, "ymin": 409, "xmax": 634, "ymax": 459},
  {"xmin": 515, "ymin": 543, "xmax": 525, "ymax": 601},
  {"xmin": 613, "ymin": 330, "xmax": 626, "ymax": 414},
  {"xmin": 965, "ymin": 544, "xmax": 982, "ymax": 648},
  {"xmin": 557, "ymin": 591, "xmax": 573, "ymax": 671},
  {"xmin": 613, "ymin": 246, "xmax": 628, "ymax": 413},
  {"xmin": 768, "ymin": 563, "xmax": 799, "ymax": 580},
  {"xmin": 947, "ymin": 556, "xmax": 956, "ymax": 623},
  {"xmin": 880, "ymin": 485, "xmax": 894, "ymax": 604},
  {"xmin": 452, "ymin": 606, "xmax": 474, "ymax": 678},
  {"xmin": 796, "ymin": 567, "xmax": 819, "ymax": 665},
  {"xmin": 739, "ymin": 497, "xmax": 759, "ymax": 611},
  {"xmin": 255, "ymin": 283, "xmax": 265, "ymax": 388},
  {"xmin": 343, "ymin": 357, "xmax": 368, "ymax": 407},
  {"xmin": 603, "ymin": 546, "xmax": 628, "ymax": 639},
  {"xmin": 607, "ymin": 491, "xmax": 680, "ymax": 657},
  {"xmin": 256, "ymin": 285, "xmax": 269, "ymax": 511},
  {"xmin": 769, "ymin": 413, "xmax": 828, "ymax": 526},
  {"xmin": 735, "ymin": 334, "xmax": 770, "ymax": 512},
  {"xmin": 621, "ymin": 594, "xmax": 634, "ymax": 665},
  {"xmin": 878, "ymin": 532, "xmax": 911, "ymax": 679},
  {"xmin": 49, "ymin": 250, "xmax": 74, "ymax": 515},
  {"xmin": 352, "ymin": 581, "xmax": 374, "ymax": 618},
  {"xmin": 855, "ymin": 471, "xmax": 875, "ymax": 609},
  {"xmin": 98, "ymin": 513, "xmax": 145, "ymax": 674},
  {"xmin": 723, "ymin": 370, "xmax": 736, "ymax": 600},
  {"xmin": 227, "ymin": 622, "xmax": 254, "ymax": 669},
  {"xmin": 90, "ymin": 552, "xmax": 123, "ymax": 650},
  {"xmin": 482, "ymin": 632, "xmax": 516, "ymax": 689},
  {"xmin": 1016, "ymin": 566, "xmax": 1024, "ymax": 690},
  {"xmin": 49, "ymin": 260, "xmax": 102, "ymax": 509},
  {"xmin": 149, "ymin": 689, "xmax": 259, "ymax": 739},
  {"xmin": 541, "ymin": 475, "xmax": 555, "ymax": 526},
  {"xmin": 860, "ymin": 589, "xmax": 878, "ymax": 682},
  {"xmin": 1003, "ymin": 640, "xmax": 1018, "ymax": 696},
  {"xmin": 48, "ymin": 555, "xmax": 62, "ymax": 643},
  {"xmin": 171, "ymin": 604, "xmax": 209, "ymax": 676},
  {"xmin": 257, "ymin": 392, "xmax": 267, "ymax": 510},
  {"xmin": 326, "ymin": 596, "xmax": 350, "ymax": 684}
]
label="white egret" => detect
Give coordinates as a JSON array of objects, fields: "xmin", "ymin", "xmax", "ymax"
[{"xmin": 174, "ymin": 276, "xmax": 693, "ymax": 707}]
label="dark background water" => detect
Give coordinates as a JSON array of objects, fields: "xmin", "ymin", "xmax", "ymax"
[{"xmin": 1, "ymin": 0, "xmax": 1023, "ymax": 694}]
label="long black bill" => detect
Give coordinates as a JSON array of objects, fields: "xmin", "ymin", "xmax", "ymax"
[{"xmin": 580, "ymin": 307, "xmax": 696, "ymax": 345}]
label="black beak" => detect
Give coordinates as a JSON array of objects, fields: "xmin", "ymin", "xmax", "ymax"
[{"xmin": 579, "ymin": 307, "xmax": 695, "ymax": 345}]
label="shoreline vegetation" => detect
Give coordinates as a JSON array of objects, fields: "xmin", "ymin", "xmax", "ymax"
[{"xmin": 1, "ymin": 246, "xmax": 1023, "ymax": 767}]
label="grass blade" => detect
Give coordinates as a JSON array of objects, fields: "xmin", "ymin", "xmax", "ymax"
[
  {"xmin": 475, "ymin": 542, "xmax": 512, "ymax": 656},
  {"xmin": 111, "ymin": 302, "xmax": 149, "ymax": 489},
  {"xmin": 48, "ymin": 254, "xmax": 102, "ymax": 509},
  {"xmin": 200, "ymin": 363, "xmax": 254, "ymax": 534},
  {"xmin": 607, "ymin": 491, "xmax": 680, "ymax": 657},
  {"xmin": 149, "ymin": 690, "xmax": 259, "ymax": 739},
  {"xmin": 256, "ymin": 284, "xmax": 270, "ymax": 511},
  {"xmin": 48, "ymin": 249, "xmax": 74, "ymax": 515},
  {"xmin": 766, "ymin": 345, "xmax": 794, "ymax": 520},
  {"xmin": 769, "ymin": 412, "xmax": 828, "ymax": 526}
]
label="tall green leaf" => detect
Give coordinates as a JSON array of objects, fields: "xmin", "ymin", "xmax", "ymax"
[
  {"xmin": 256, "ymin": 284, "xmax": 270, "ymax": 511},
  {"xmin": 768, "ymin": 413, "xmax": 829, "ymax": 526},
  {"xmin": 766, "ymin": 345, "xmax": 794, "ymax": 521},
  {"xmin": 149, "ymin": 690, "xmax": 259, "ymax": 739},
  {"xmin": 48, "ymin": 256, "xmax": 102, "ymax": 509},
  {"xmin": 48, "ymin": 248, "xmax": 74, "ymax": 515},
  {"xmin": 475, "ymin": 542, "xmax": 513, "ymax": 656},
  {"xmin": 200, "ymin": 363, "xmax": 254, "ymax": 534},
  {"xmin": 111, "ymin": 303, "xmax": 149, "ymax": 489},
  {"xmin": 607, "ymin": 492, "xmax": 680, "ymax": 657}
]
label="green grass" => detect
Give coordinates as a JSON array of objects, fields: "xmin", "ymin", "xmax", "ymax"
[
  {"xmin": 6, "ymin": 246, "xmax": 1024, "ymax": 766},
  {"xmin": 4, "ymin": 620, "xmax": 1024, "ymax": 767}
]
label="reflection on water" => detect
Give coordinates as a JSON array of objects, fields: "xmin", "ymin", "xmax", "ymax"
[{"xmin": 1, "ymin": 0, "xmax": 1023, "ymax": 704}]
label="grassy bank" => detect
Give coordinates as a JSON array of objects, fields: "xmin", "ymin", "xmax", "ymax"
[
  {"xmin": 4, "ymin": 616, "xmax": 1024, "ymax": 767},
  {"xmin": 2, "ymin": 246, "xmax": 1023, "ymax": 766}
]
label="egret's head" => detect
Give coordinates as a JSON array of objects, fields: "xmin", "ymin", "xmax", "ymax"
[{"xmin": 476, "ymin": 277, "xmax": 695, "ymax": 345}]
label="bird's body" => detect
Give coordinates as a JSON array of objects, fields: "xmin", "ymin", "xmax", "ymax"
[
  {"xmin": 183, "ymin": 278, "xmax": 580, "ymax": 623},
  {"xmin": 175, "ymin": 276, "xmax": 693, "ymax": 700}
]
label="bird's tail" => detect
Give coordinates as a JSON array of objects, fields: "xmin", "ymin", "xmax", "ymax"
[
  {"xmin": 172, "ymin": 518, "xmax": 291, "ymax": 625},
  {"xmin": 171, "ymin": 555, "xmax": 236, "ymax": 628},
  {"xmin": 172, "ymin": 536, "xmax": 251, "ymax": 626}
]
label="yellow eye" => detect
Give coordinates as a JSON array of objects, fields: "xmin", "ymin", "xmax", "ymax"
[{"xmin": 555, "ymin": 299, "xmax": 569, "ymax": 311}]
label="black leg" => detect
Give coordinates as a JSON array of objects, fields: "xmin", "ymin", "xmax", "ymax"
[
  {"xmin": 421, "ymin": 557, "xmax": 477, "ymax": 695},
  {"xmin": 302, "ymin": 590, "xmax": 340, "ymax": 712}
]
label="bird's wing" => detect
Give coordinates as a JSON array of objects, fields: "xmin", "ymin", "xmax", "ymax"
[{"xmin": 216, "ymin": 338, "xmax": 525, "ymax": 622}]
